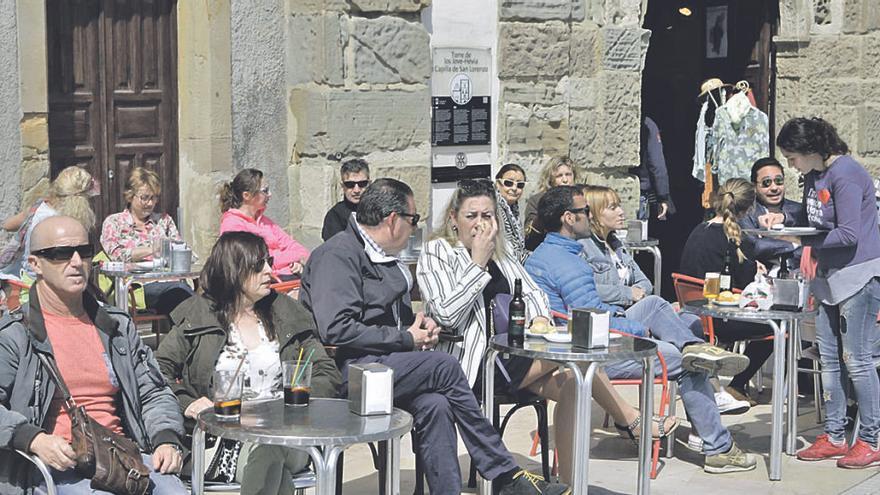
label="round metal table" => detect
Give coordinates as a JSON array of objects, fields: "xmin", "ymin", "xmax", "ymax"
[
  {"xmin": 683, "ymin": 299, "xmax": 816, "ymax": 481},
  {"xmin": 191, "ymin": 398, "xmax": 413, "ymax": 495},
  {"xmin": 481, "ymin": 334, "xmax": 658, "ymax": 495},
  {"xmin": 98, "ymin": 264, "xmax": 201, "ymax": 312},
  {"xmin": 624, "ymin": 238, "xmax": 662, "ymax": 296}
]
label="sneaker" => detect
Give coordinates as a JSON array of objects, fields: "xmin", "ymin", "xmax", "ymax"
[
  {"xmin": 704, "ymin": 442, "xmax": 758, "ymax": 474},
  {"xmin": 687, "ymin": 432, "xmax": 704, "ymax": 453},
  {"xmin": 497, "ymin": 470, "xmax": 571, "ymax": 495},
  {"xmin": 682, "ymin": 343, "xmax": 750, "ymax": 376},
  {"xmin": 726, "ymin": 386, "xmax": 758, "ymax": 407},
  {"xmin": 797, "ymin": 434, "xmax": 848, "ymax": 461},
  {"xmin": 837, "ymin": 439, "xmax": 880, "ymax": 469},
  {"xmin": 715, "ymin": 390, "xmax": 750, "ymax": 415}
]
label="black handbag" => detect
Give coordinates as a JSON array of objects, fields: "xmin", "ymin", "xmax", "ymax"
[{"xmin": 38, "ymin": 353, "xmax": 151, "ymax": 495}]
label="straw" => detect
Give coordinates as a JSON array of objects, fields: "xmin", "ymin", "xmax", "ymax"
[
  {"xmin": 293, "ymin": 348, "xmax": 315, "ymax": 388},
  {"xmin": 222, "ymin": 355, "xmax": 247, "ymax": 400},
  {"xmin": 289, "ymin": 347, "xmax": 305, "ymax": 388}
]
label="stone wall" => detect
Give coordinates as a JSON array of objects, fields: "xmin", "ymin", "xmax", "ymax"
[
  {"xmin": 496, "ymin": 0, "xmax": 648, "ymax": 211},
  {"xmin": 282, "ymin": 0, "xmax": 432, "ymax": 246},
  {"xmin": 0, "ymin": 1, "xmax": 21, "ymax": 221},
  {"xmin": 776, "ymin": 0, "xmax": 880, "ymax": 177}
]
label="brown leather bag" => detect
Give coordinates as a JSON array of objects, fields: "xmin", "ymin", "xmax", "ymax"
[{"xmin": 39, "ymin": 353, "xmax": 151, "ymax": 495}]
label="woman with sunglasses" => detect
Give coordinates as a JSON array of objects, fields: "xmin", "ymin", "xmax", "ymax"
[
  {"xmin": 494, "ymin": 163, "xmax": 528, "ymax": 261},
  {"xmin": 156, "ymin": 232, "xmax": 340, "ymax": 492},
  {"xmin": 220, "ymin": 169, "xmax": 310, "ymax": 281},
  {"xmin": 101, "ymin": 167, "xmax": 193, "ymax": 315},
  {"xmin": 417, "ymin": 179, "xmax": 678, "ymax": 484},
  {"xmin": 776, "ymin": 118, "xmax": 880, "ymax": 468},
  {"xmin": 522, "ymin": 156, "xmax": 580, "ymax": 251}
]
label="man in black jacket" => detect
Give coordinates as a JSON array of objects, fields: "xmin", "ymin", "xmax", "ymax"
[
  {"xmin": 302, "ymin": 179, "xmax": 569, "ymax": 495},
  {"xmin": 321, "ymin": 158, "xmax": 371, "ymax": 241}
]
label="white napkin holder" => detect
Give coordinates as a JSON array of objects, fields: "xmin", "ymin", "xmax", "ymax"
[
  {"xmin": 348, "ymin": 363, "xmax": 394, "ymax": 416},
  {"xmin": 571, "ymin": 308, "xmax": 610, "ymax": 349}
]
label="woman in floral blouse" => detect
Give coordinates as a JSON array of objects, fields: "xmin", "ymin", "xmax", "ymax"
[{"xmin": 101, "ymin": 167, "xmax": 193, "ymax": 314}]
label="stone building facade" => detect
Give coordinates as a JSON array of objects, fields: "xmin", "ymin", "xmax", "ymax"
[{"xmin": 0, "ymin": 0, "xmax": 877, "ymax": 258}]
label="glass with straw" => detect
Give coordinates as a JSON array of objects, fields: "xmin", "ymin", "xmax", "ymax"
[{"xmin": 283, "ymin": 348, "xmax": 314, "ymax": 406}]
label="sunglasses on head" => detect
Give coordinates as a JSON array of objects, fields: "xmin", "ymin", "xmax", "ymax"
[
  {"xmin": 498, "ymin": 179, "xmax": 527, "ymax": 189},
  {"xmin": 343, "ymin": 180, "xmax": 370, "ymax": 189},
  {"xmin": 759, "ymin": 176, "xmax": 785, "ymax": 188},
  {"xmin": 253, "ymin": 255, "xmax": 274, "ymax": 271},
  {"xmin": 398, "ymin": 212, "xmax": 421, "ymax": 226},
  {"xmin": 32, "ymin": 244, "xmax": 95, "ymax": 261}
]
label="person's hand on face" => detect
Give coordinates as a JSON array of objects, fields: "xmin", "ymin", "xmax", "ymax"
[{"xmin": 470, "ymin": 216, "xmax": 497, "ymax": 269}]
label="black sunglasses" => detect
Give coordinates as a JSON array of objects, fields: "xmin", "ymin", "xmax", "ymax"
[
  {"xmin": 32, "ymin": 244, "xmax": 95, "ymax": 261},
  {"xmin": 498, "ymin": 179, "xmax": 527, "ymax": 189},
  {"xmin": 567, "ymin": 206, "xmax": 590, "ymax": 216},
  {"xmin": 398, "ymin": 212, "xmax": 421, "ymax": 226},
  {"xmin": 759, "ymin": 175, "xmax": 785, "ymax": 188},
  {"xmin": 253, "ymin": 255, "xmax": 274, "ymax": 271},
  {"xmin": 343, "ymin": 180, "xmax": 370, "ymax": 189}
]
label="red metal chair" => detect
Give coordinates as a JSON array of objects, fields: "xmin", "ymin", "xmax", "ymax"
[
  {"xmin": 534, "ymin": 310, "xmax": 675, "ymax": 479},
  {"xmin": 270, "ymin": 275, "xmax": 301, "ymax": 299},
  {"xmin": 1, "ymin": 279, "xmax": 30, "ymax": 312}
]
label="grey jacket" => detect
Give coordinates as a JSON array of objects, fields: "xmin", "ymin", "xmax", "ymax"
[
  {"xmin": 578, "ymin": 233, "xmax": 652, "ymax": 307},
  {"xmin": 0, "ymin": 288, "xmax": 185, "ymax": 494}
]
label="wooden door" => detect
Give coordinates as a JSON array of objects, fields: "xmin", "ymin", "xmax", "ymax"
[{"xmin": 47, "ymin": 0, "xmax": 179, "ymax": 228}]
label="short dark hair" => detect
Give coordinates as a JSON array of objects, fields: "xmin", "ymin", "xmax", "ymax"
[
  {"xmin": 341, "ymin": 158, "xmax": 370, "ymax": 178},
  {"xmin": 538, "ymin": 185, "xmax": 582, "ymax": 233},
  {"xmin": 356, "ymin": 178, "xmax": 414, "ymax": 226},
  {"xmin": 776, "ymin": 117, "xmax": 849, "ymax": 160},
  {"xmin": 495, "ymin": 163, "xmax": 526, "ymax": 180},
  {"xmin": 750, "ymin": 157, "xmax": 784, "ymax": 183}
]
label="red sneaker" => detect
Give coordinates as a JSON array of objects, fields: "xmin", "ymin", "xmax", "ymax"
[
  {"xmin": 837, "ymin": 439, "xmax": 880, "ymax": 469},
  {"xmin": 797, "ymin": 434, "xmax": 848, "ymax": 461}
]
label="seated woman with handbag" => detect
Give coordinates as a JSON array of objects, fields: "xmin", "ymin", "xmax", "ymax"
[
  {"xmin": 156, "ymin": 232, "xmax": 341, "ymax": 493},
  {"xmin": 416, "ymin": 179, "xmax": 678, "ymax": 485}
]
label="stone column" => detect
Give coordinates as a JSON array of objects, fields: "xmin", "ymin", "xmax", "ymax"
[{"xmin": 0, "ymin": 1, "xmax": 22, "ymax": 220}]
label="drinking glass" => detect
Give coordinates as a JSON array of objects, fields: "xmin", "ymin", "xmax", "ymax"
[
  {"xmin": 704, "ymin": 272, "xmax": 721, "ymax": 306},
  {"xmin": 282, "ymin": 362, "xmax": 312, "ymax": 407},
  {"xmin": 212, "ymin": 370, "xmax": 243, "ymax": 421}
]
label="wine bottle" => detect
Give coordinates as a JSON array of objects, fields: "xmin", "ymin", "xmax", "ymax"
[
  {"xmin": 508, "ymin": 278, "xmax": 526, "ymax": 347},
  {"xmin": 720, "ymin": 241, "xmax": 734, "ymax": 292}
]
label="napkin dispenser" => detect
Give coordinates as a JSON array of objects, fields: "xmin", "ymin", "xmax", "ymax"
[
  {"xmin": 571, "ymin": 308, "xmax": 610, "ymax": 349},
  {"xmin": 770, "ymin": 278, "xmax": 808, "ymax": 311},
  {"xmin": 348, "ymin": 363, "xmax": 394, "ymax": 416},
  {"xmin": 626, "ymin": 220, "xmax": 648, "ymax": 242}
]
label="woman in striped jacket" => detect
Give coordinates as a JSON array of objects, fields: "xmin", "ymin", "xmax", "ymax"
[{"xmin": 417, "ymin": 179, "xmax": 678, "ymax": 484}]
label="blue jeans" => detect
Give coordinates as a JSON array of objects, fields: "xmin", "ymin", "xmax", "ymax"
[
  {"xmin": 606, "ymin": 295, "xmax": 733, "ymax": 455},
  {"xmin": 816, "ymin": 277, "xmax": 880, "ymax": 446},
  {"xmin": 36, "ymin": 454, "xmax": 186, "ymax": 494}
]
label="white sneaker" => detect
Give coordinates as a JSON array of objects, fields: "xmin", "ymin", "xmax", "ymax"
[
  {"xmin": 715, "ymin": 390, "xmax": 750, "ymax": 415},
  {"xmin": 688, "ymin": 432, "xmax": 704, "ymax": 453}
]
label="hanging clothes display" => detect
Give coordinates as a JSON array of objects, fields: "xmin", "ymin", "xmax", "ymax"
[{"xmin": 710, "ymin": 90, "xmax": 769, "ymax": 185}]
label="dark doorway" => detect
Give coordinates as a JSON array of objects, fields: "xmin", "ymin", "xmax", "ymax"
[
  {"xmin": 46, "ymin": 0, "xmax": 179, "ymax": 229},
  {"xmin": 640, "ymin": 0, "xmax": 778, "ymax": 301}
]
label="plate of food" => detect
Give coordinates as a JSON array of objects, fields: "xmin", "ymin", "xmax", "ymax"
[
  {"xmin": 525, "ymin": 320, "xmax": 572, "ymax": 343},
  {"xmin": 714, "ymin": 291, "xmax": 741, "ymax": 306}
]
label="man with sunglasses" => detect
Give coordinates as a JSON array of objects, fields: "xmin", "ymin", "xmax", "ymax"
[
  {"xmin": 739, "ymin": 157, "xmax": 805, "ymax": 266},
  {"xmin": 0, "ymin": 216, "xmax": 186, "ymax": 494},
  {"xmin": 321, "ymin": 158, "xmax": 371, "ymax": 241},
  {"xmin": 525, "ymin": 186, "xmax": 758, "ymax": 475},
  {"xmin": 302, "ymin": 179, "xmax": 570, "ymax": 495}
]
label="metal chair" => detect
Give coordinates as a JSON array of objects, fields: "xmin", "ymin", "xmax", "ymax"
[
  {"xmin": 0, "ymin": 279, "xmax": 30, "ymax": 313},
  {"xmin": 14, "ymin": 449, "xmax": 56, "ymax": 495}
]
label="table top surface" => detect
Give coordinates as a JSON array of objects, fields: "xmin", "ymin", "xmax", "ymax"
[
  {"xmin": 197, "ymin": 398, "xmax": 413, "ymax": 447},
  {"xmin": 624, "ymin": 238, "xmax": 659, "ymax": 248},
  {"xmin": 490, "ymin": 333, "xmax": 657, "ymax": 362},
  {"xmin": 683, "ymin": 299, "xmax": 816, "ymax": 321},
  {"xmin": 742, "ymin": 227, "xmax": 827, "ymax": 238},
  {"xmin": 98, "ymin": 264, "xmax": 202, "ymax": 279}
]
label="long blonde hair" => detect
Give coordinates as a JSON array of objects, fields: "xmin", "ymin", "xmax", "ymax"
[
  {"xmin": 433, "ymin": 179, "xmax": 507, "ymax": 260},
  {"xmin": 582, "ymin": 185, "xmax": 621, "ymax": 240},
  {"xmin": 710, "ymin": 178, "xmax": 755, "ymax": 262},
  {"xmin": 47, "ymin": 166, "xmax": 96, "ymax": 230},
  {"xmin": 537, "ymin": 156, "xmax": 580, "ymax": 193}
]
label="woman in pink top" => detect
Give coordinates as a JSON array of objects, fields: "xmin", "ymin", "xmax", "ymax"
[{"xmin": 220, "ymin": 168, "xmax": 309, "ymax": 280}]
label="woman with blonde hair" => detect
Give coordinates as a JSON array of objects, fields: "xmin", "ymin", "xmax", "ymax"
[
  {"xmin": 220, "ymin": 169, "xmax": 309, "ymax": 281},
  {"xmin": 417, "ymin": 178, "xmax": 678, "ymax": 484},
  {"xmin": 1, "ymin": 166, "xmax": 98, "ymax": 281},
  {"xmin": 522, "ymin": 156, "xmax": 580, "ymax": 251},
  {"xmin": 680, "ymin": 178, "xmax": 773, "ymax": 406},
  {"xmin": 101, "ymin": 166, "xmax": 193, "ymax": 314}
]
